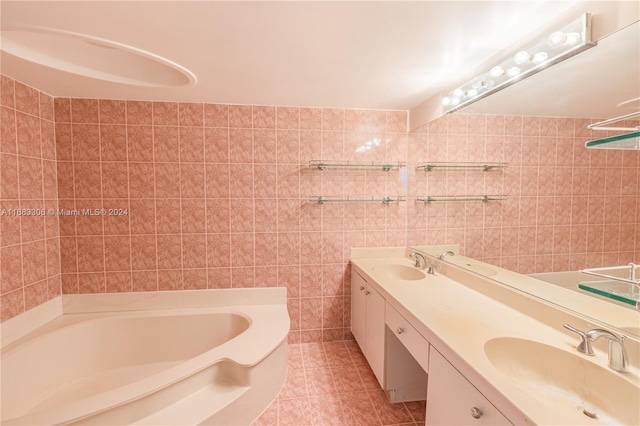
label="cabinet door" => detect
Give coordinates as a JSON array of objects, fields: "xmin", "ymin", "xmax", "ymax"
[
  {"xmin": 427, "ymin": 349, "xmax": 511, "ymax": 426},
  {"xmin": 350, "ymin": 269, "xmax": 367, "ymax": 350},
  {"xmin": 365, "ymin": 284, "xmax": 386, "ymax": 388}
]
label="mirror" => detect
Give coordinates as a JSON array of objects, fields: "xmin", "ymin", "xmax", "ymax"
[{"xmin": 416, "ymin": 23, "xmax": 640, "ymax": 338}]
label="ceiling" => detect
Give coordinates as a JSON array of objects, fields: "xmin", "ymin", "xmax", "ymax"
[{"xmin": 1, "ymin": 0, "xmax": 583, "ymax": 111}]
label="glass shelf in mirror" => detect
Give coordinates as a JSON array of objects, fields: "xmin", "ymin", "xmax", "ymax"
[
  {"xmin": 585, "ymin": 131, "xmax": 640, "ymax": 150},
  {"xmin": 578, "ymin": 280, "xmax": 639, "ymax": 308}
]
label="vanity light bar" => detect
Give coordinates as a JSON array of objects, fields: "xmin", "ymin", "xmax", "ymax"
[{"xmin": 442, "ymin": 13, "xmax": 595, "ymax": 113}]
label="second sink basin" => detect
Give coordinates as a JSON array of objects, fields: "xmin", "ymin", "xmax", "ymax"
[
  {"xmin": 484, "ymin": 337, "xmax": 639, "ymax": 425},
  {"xmin": 373, "ymin": 264, "xmax": 426, "ymax": 281}
]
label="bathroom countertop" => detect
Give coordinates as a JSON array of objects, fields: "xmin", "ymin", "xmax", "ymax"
[{"xmin": 350, "ymin": 248, "xmax": 640, "ymax": 426}]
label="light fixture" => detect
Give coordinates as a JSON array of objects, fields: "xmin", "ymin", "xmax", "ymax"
[
  {"xmin": 441, "ymin": 13, "xmax": 594, "ymax": 113},
  {"xmin": 514, "ymin": 51, "xmax": 530, "ymax": 65},
  {"xmin": 489, "ymin": 66, "xmax": 504, "ymax": 78},
  {"xmin": 506, "ymin": 67, "xmax": 521, "ymax": 77},
  {"xmin": 547, "ymin": 31, "xmax": 567, "ymax": 47},
  {"xmin": 532, "ymin": 51, "xmax": 548, "ymax": 64}
]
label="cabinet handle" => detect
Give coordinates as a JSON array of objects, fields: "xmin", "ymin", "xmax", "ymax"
[
  {"xmin": 359, "ymin": 286, "xmax": 365, "ymax": 291},
  {"xmin": 396, "ymin": 327, "xmax": 404, "ymax": 334},
  {"xmin": 470, "ymin": 407, "xmax": 483, "ymax": 419},
  {"xmin": 364, "ymin": 290, "xmax": 371, "ymax": 295}
]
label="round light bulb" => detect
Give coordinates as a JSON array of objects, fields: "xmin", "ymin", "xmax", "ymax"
[
  {"xmin": 548, "ymin": 31, "xmax": 567, "ymax": 47},
  {"xmin": 442, "ymin": 97, "xmax": 452, "ymax": 106},
  {"xmin": 507, "ymin": 67, "xmax": 521, "ymax": 77},
  {"xmin": 533, "ymin": 51, "xmax": 548, "ymax": 64},
  {"xmin": 566, "ymin": 32, "xmax": 581, "ymax": 45},
  {"xmin": 478, "ymin": 79, "xmax": 495, "ymax": 90},
  {"xmin": 489, "ymin": 66, "xmax": 505, "ymax": 78},
  {"xmin": 514, "ymin": 51, "xmax": 530, "ymax": 65},
  {"xmin": 466, "ymin": 88, "xmax": 478, "ymax": 97},
  {"xmin": 451, "ymin": 97, "xmax": 460, "ymax": 106},
  {"xmin": 453, "ymin": 88, "xmax": 465, "ymax": 98}
]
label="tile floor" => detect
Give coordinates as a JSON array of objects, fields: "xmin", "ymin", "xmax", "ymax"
[{"xmin": 252, "ymin": 341, "xmax": 426, "ymax": 426}]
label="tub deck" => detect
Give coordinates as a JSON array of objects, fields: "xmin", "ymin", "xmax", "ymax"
[{"xmin": 1, "ymin": 288, "xmax": 289, "ymax": 426}]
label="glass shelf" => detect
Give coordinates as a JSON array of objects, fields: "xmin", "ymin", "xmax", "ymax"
[
  {"xmin": 578, "ymin": 281, "xmax": 639, "ymax": 307},
  {"xmin": 417, "ymin": 195, "xmax": 506, "ymax": 203},
  {"xmin": 309, "ymin": 196, "xmax": 406, "ymax": 204},
  {"xmin": 417, "ymin": 162, "xmax": 507, "ymax": 172},
  {"xmin": 585, "ymin": 131, "xmax": 640, "ymax": 150},
  {"xmin": 309, "ymin": 160, "xmax": 406, "ymax": 171}
]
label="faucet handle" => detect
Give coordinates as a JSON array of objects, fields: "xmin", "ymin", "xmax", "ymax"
[
  {"xmin": 409, "ymin": 252, "xmax": 426, "ymax": 269},
  {"xmin": 563, "ymin": 324, "xmax": 595, "ymax": 355},
  {"xmin": 585, "ymin": 329, "xmax": 628, "ymax": 373}
]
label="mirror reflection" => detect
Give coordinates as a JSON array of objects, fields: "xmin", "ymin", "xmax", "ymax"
[{"xmin": 417, "ymin": 22, "xmax": 640, "ymax": 337}]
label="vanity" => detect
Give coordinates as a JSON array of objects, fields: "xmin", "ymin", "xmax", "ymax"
[{"xmin": 350, "ymin": 246, "xmax": 640, "ymax": 425}]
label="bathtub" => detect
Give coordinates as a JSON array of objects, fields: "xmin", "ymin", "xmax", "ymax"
[{"xmin": 0, "ymin": 288, "xmax": 289, "ymax": 425}]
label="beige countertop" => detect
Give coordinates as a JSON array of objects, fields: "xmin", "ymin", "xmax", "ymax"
[{"xmin": 350, "ymin": 248, "xmax": 640, "ymax": 426}]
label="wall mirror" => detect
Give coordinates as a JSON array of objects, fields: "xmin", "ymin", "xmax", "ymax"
[{"xmin": 415, "ymin": 21, "xmax": 640, "ymax": 338}]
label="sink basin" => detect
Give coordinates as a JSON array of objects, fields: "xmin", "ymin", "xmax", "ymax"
[
  {"xmin": 485, "ymin": 337, "xmax": 639, "ymax": 425},
  {"xmin": 373, "ymin": 264, "xmax": 426, "ymax": 281}
]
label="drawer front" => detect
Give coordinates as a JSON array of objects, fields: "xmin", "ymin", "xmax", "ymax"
[
  {"xmin": 385, "ymin": 303, "xmax": 429, "ymax": 372},
  {"xmin": 427, "ymin": 348, "xmax": 512, "ymax": 425}
]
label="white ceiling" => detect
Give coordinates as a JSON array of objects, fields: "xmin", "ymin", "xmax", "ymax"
[
  {"xmin": 1, "ymin": 0, "xmax": 583, "ymax": 111},
  {"xmin": 0, "ymin": 0, "xmax": 636, "ymax": 121}
]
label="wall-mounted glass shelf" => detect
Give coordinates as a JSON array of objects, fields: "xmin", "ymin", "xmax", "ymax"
[
  {"xmin": 585, "ymin": 131, "xmax": 640, "ymax": 150},
  {"xmin": 579, "ymin": 264, "xmax": 639, "ymax": 308},
  {"xmin": 417, "ymin": 195, "xmax": 506, "ymax": 203},
  {"xmin": 309, "ymin": 160, "xmax": 406, "ymax": 171},
  {"xmin": 309, "ymin": 196, "xmax": 406, "ymax": 204},
  {"xmin": 417, "ymin": 162, "xmax": 507, "ymax": 171},
  {"xmin": 578, "ymin": 281, "xmax": 638, "ymax": 307}
]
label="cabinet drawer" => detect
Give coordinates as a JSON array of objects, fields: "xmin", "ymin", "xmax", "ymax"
[
  {"xmin": 385, "ymin": 303, "xmax": 429, "ymax": 372},
  {"xmin": 427, "ymin": 348, "xmax": 512, "ymax": 425}
]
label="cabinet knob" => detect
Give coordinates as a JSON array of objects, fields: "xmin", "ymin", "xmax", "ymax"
[
  {"xmin": 396, "ymin": 327, "xmax": 404, "ymax": 334},
  {"xmin": 359, "ymin": 286, "xmax": 365, "ymax": 291},
  {"xmin": 364, "ymin": 290, "xmax": 371, "ymax": 295},
  {"xmin": 470, "ymin": 407, "xmax": 483, "ymax": 419}
]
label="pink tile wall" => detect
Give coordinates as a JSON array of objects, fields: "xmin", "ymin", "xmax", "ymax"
[
  {"xmin": 52, "ymin": 97, "xmax": 408, "ymax": 342},
  {"xmin": 0, "ymin": 76, "xmax": 61, "ymax": 321},
  {"xmin": 408, "ymin": 114, "xmax": 640, "ymax": 273}
]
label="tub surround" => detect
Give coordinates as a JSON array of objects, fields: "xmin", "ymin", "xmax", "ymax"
[
  {"xmin": 0, "ymin": 76, "xmax": 61, "ymax": 321},
  {"xmin": 1, "ymin": 288, "xmax": 289, "ymax": 425},
  {"xmin": 350, "ymin": 247, "xmax": 640, "ymax": 425}
]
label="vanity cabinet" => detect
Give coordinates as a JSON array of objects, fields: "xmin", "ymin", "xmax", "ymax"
[
  {"xmin": 426, "ymin": 348, "xmax": 511, "ymax": 426},
  {"xmin": 384, "ymin": 303, "xmax": 429, "ymax": 402},
  {"xmin": 351, "ymin": 269, "xmax": 385, "ymax": 387}
]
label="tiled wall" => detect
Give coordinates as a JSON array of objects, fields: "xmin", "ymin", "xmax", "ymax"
[
  {"xmin": 52, "ymin": 97, "xmax": 408, "ymax": 342},
  {"xmin": 1, "ymin": 73, "xmax": 638, "ymax": 332},
  {"xmin": 0, "ymin": 76, "xmax": 61, "ymax": 321},
  {"xmin": 407, "ymin": 114, "xmax": 640, "ymax": 272}
]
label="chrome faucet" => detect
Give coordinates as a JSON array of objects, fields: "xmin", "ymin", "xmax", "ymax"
[
  {"xmin": 438, "ymin": 250, "xmax": 454, "ymax": 260},
  {"xmin": 564, "ymin": 324, "xmax": 629, "ymax": 373},
  {"xmin": 409, "ymin": 252, "xmax": 437, "ymax": 274},
  {"xmin": 409, "ymin": 252, "xmax": 427, "ymax": 269},
  {"xmin": 587, "ymin": 329, "xmax": 628, "ymax": 373}
]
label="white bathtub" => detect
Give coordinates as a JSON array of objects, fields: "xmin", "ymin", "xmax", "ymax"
[{"xmin": 0, "ymin": 288, "xmax": 289, "ymax": 425}]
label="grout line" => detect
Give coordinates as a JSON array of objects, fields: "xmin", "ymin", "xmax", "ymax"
[
  {"xmin": 122, "ymin": 102, "xmax": 133, "ymax": 292},
  {"xmin": 97, "ymin": 100, "xmax": 107, "ymax": 293},
  {"xmin": 11, "ymin": 82, "xmax": 27, "ymax": 314}
]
